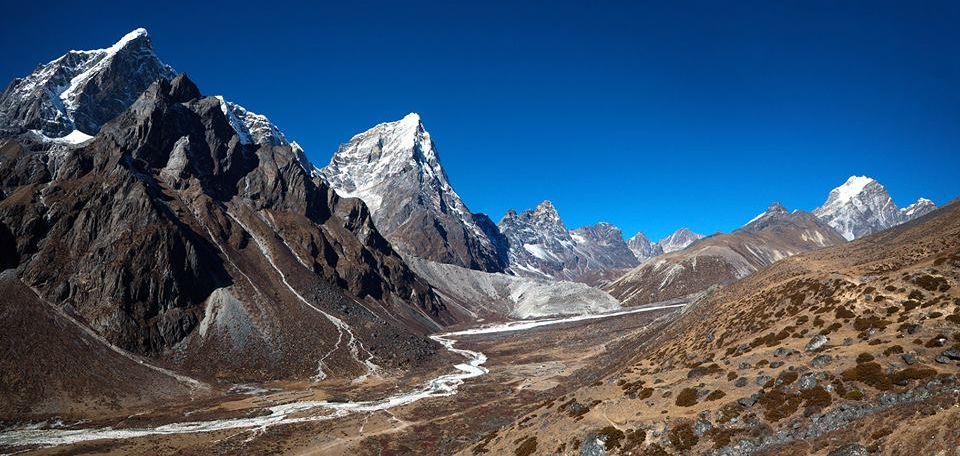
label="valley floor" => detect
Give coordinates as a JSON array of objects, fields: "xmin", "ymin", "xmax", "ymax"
[{"xmin": 0, "ymin": 304, "xmax": 681, "ymax": 455}]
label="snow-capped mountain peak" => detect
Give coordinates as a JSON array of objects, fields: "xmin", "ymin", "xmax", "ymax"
[
  {"xmin": 322, "ymin": 113, "xmax": 450, "ymax": 207},
  {"xmin": 499, "ymin": 202, "xmax": 638, "ymax": 280},
  {"xmin": 532, "ymin": 200, "xmax": 564, "ymax": 225},
  {"xmin": 832, "ymin": 175, "xmax": 876, "ymax": 204},
  {"xmin": 0, "ymin": 28, "xmax": 176, "ymax": 137},
  {"xmin": 813, "ymin": 175, "xmax": 904, "ymax": 240},
  {"xmin": 658, "ymin": 228, "xmax": 704, "ymax": 254},
  {"xmin": 102, "ymin": 28, "xmax": 149, "ymax": 50},
  {"xmin": 627, "ymin": 232, "xmax": 661, "ymax": 262},
  {"xmin": 813, "ymin": 175, "xmax": 938, "ymax": 240},
  {"xmin": 320, "ymin": 113, "xmax": 507, "ymax": 272},
  {"xmin": 0, "ymin": 27, "xmax": 318, "ymax": 181},
  {"xmin": 900, "ymin": 197, "xmax": 936, "ymax": 220}
]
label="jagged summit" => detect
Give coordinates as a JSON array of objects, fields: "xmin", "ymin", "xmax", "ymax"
[
  {"xmin": 833, "ymin": 175, "xmax": 876, "ymax": 202},
  {"xmin": 499, "ymin": 202, "xmax": 637, "ymax": 280},
  {"xmin": 399, "ymin": 111, "xmax": 421, "ymax": 124},
  {"xmin": 320, "ymin": 113, "xmax": 507, "ymax": 272},
  {"xmin": 0, "ymin": 27, "xmax": 310, "ymax": 174},
  {"xmin": 168, "ymin": 73, "xmax": 201, "ymax": 102},
  {"xmin": 100, "ymin": 27, "xmax": 150, "ymax": 52},
  {"xmin": 627, "ymin": 231, "xmax": 661, "ymax": 262},
  {"xmin": 658, "ymin": 227, "xmax": 703, "ymax": 254},
  {"xmin": 900, "ymin": 197, "xmax": 937, "ymax": 220},
  {"xmin": 743, "ymin": 202, "xmax": 791, "ymax": 230},
  {"xmin": 0, "ymin": 28, "xmax": 176, "ymax": 137},
  {"xmin": 813, "ymin": 175, "xmax": 936, "ymax": 240}
]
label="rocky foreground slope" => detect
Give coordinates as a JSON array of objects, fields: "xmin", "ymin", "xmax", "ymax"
[{"xmin": 478, "ymin": 199, "xmax": 960, "ymax": 455}]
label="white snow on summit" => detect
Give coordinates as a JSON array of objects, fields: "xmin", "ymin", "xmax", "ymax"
[
  {"xmin": 832, "ymin": 175, "xmax": 875, "ymax": 204},
  {"xmin": 658, "ymin": 228, "xmax": 704, "ymax": 254},
  {"xmin": 499, "ymin": 201, "xmax": 639, "ymax": 281},
  {"xmin": 899, "ymin": 197, "xmax": 937, "ymax": 221},
  {"xmin": 2, "ymin": 27, "xmax": 176, "ymax": 136},
  {"xmin": 319, "ymin": 113, "xmax": 506, "ymax": 271},
  {"xmin": 813, "ymin": 175, "xmax": 937, "ymax": 240},
  {"xmin": 321, "ymin": 113, "xmax": 457, "ymax": 215}
]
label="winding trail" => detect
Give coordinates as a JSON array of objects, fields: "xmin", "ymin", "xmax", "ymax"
[{"xmin": 0, "ymin": 302, "xmax": 683, "ymax": 450}]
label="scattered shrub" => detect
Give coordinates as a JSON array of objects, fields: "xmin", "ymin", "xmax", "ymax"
[
  {"xmin": 890, "ymin": 366, "xmax": 937, "ymax": 384},
  {"xmin": 515, "ymin": 436, "xmax": 537, "ymax": 456},
  {"xmin": 912, "ymin": 275, "xmax": 950, "ymax": 292},
  {"xmin": 675, "ymin": 388, "xmax": 699, "ymax": 407},
  {"xmin": 706, "ymin": 390, "xmax": 726, "ymax": 401},
  {"xmin": 836, "ymin": 307, "xmax": 856, "ymax": 319},
  {"xmin": 778, "ymin": 370, "xmax": 799, "ymax": 385},
  {"xmin": 842, "ymin": 362, "xmax": 892, "ymax": 390},
  {"xmin": 845, "ymin": 389, "xmax": 865, "ymax": 400},
  {"xmin": 883, "ymin": 345, "xmax": 904, "ymax": 356},
  {"xmin": 597, "ymin": 426, "xmax": 625, "ymax": 450},
  {"xmin": 800, "ymin": 386, "xmax": 832, "ymax": 408},
  {"xmin": 668, "ymin": 421, "xmax": 699, "ymax": 451},
  {"xmin": 853, "ymin": 316, "xmax": 891, "ymax": 331},
  {"xmin": 759, "ymin": 389, "xmax": 802, "ymax": 421}
]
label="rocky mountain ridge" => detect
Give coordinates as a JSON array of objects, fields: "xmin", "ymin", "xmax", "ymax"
[
  {"xmin": 0, "ymin": 28, "xmax": 176, "ymax": 138},
  {"xmin": 497, "ymin": 200, "xmax": 639, "ymax": 281},
  {"xmin": 813, "ymin": 175, "xmax": 936, "ymax": 240},
  {"xmin": 320, "ymin": 113, "xmax": 508, "ymax": 272},
  {"xmin": 607, "ymin": 203, "xmax": 846, "ymax": 305}
]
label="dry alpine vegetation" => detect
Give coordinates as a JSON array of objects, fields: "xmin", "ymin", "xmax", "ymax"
[{"xmin": 476, "ymin": 201, "xmax": 960, "ymax": 456}]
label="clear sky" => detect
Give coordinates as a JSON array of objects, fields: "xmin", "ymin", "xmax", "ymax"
[{"xmin": 3, "ymin": 1, "xmax": 958, "ymax": 240}]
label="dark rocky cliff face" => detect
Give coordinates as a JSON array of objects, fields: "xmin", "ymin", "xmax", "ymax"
[{"xmin": 0, "ymin": 75, "xmax": 450, "ymax": 381}]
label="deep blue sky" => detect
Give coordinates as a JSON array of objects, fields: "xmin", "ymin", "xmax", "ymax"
[{"xmin": 3, "ymin": 1, "xmax": 958, "ymax": 240}]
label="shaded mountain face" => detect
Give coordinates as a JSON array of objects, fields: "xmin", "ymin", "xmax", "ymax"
[
  {"xmin": 627, "ymin": 231, "xmax": 661, "ymax": 262},
  {"xmin": 498, "ymin": 200, "xmax": 639, "ymax": 281},
  {"xmin": 0, "ymin": 74, "xmax": 452, "ymax": 387},
  {"xmin": 607, "ymin": 203, "xmax": 845, "ymax": 305},
  {"xmin": 813, "ymin": 175, "xmax": 937, "ymax": 240},
  {"xmin": 0, "ymin": 29, "xmax": 176, "ymax": 138},
  {"xmin": 320, "ymin": 114, "xmax": 507, "ymax": 272}
]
